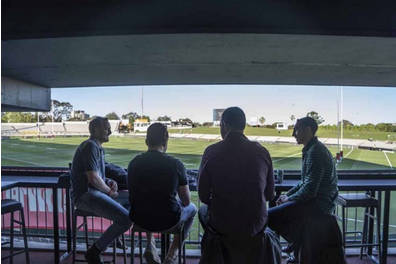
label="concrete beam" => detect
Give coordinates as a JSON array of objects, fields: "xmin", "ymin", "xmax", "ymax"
[{"xmin": 1, "ymin": 77, "xmax": 50, "ymax": 112}]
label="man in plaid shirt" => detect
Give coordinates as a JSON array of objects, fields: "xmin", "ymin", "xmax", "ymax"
[{"xmin": 268, "ymin": 117, "xmax": 338, "ymax": 263}]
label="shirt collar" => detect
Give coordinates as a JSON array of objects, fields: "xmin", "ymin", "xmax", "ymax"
[
  {"xmin": 302, "ymin": 136, "xmax": 318, "ymax": 153},
  {"xmin": 89, "ymin": 137, "xmax": 104, "ymax": 151},
  {"xmin": 224, "ymin": 131, "xmax": 246, "ymax": 141}
]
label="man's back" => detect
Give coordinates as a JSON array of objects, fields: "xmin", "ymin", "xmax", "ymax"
[
  {"xmin": 128, "ymin": 150, "xmax": 188, "ymax": 231},
  {"xmin": 199, "ymin": 131, "xmax": 274, "ymax": 237}
]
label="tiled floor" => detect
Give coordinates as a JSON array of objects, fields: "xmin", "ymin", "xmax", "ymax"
[{"xmin": 1, "ymin": 250, "xmax": 394, "ymax": 264}]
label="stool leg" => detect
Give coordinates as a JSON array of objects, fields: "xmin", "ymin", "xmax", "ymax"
[
  {"xmin": 361, "ymin": 207, "xmax": 369, "ymax": 259},
  {"xmin": 20, "ymin": 207, "xmax": 30, "ymax": 264},
  {"xmin": 84, "ymin": 216, "xmax": 89, "ymax": 250},
  {"xmin": 368, "ymin": 206, "xmax": 375, "ymax": 255},
  {"xmin": 113, "ymin": 239, "xmax": 117, "ymax": 264},
  {"xmin": 178, "ymin": 233, "xmax": 182, "ymax": 264},
  {"xmin": 72, "ymin": 213, "xmax": 77, "ymax": 264},
  {"xmin": 376, "ymin": 205, "xmax": 382, "ymax": 261},
  {"xmin": 138, "ymin": 232, "xmax": 143, "ymax": 264},
  {"xmin": 10, "ymin": 211, "xmax": 15, "ymax": 264},
  {"xmin": 342, "ymin": 206, "xmax": 346, "ymax": 248},
  {"xmin": 122, "ymin": 234, "xmax": 127, "ymax": 264},
  {"xmin": 131, "ymin": 231, "xmax": 135, "ymax": 264},
  {"xmin": 183, "ymin": 243, "xmax": 186, "ymax": 264},
  {"xmin": 161, "ymin": 233, "xmax": 166, "ymax": 262}
]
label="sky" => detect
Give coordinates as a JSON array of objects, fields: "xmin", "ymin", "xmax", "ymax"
[{"xmin": 52, "ymin": 85, "xmax": 396, "ymax": 125}]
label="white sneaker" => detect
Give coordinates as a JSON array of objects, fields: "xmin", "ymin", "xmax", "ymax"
[
  {"xmin": 143, "ymin": 241, "xmax": 161, "ymax": 264},
  {"xmin": 163, "ymin": 253, "xmax": 178, "ymax": 264}
]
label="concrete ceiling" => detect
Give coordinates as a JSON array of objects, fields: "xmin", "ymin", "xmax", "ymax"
[{"xmin": 2, "ymin": 0, "xmax": 396, "ymax": 88}]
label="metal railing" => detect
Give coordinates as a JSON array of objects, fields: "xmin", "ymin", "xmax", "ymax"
[{"xmin": 2, "ymin": 167, "xmax": 396, "ymax": 254}]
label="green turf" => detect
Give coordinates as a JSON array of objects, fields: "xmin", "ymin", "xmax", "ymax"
[
  {"xmin": 1, "ymin": 136, "xmax": 396, "ymax": 246},
  {"xmin": 169, "ymin": 126, "xmax": 396, "ymax": 141}
]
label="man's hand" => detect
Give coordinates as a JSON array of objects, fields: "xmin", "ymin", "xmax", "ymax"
[
  {"xmin": 276, "ymin": 194, "xmax": 289, "ymax": 205},
  {"xmin": 107, "ymin": 179, "xmax": 118, "ymax": 192}
]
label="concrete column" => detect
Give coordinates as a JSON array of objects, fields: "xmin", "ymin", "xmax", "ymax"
[{"xmin": 1, "ymin": 77, "xmax": 51, "ymax": 111}]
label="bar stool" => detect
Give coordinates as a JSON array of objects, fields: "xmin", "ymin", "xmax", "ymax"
[
  {"xmin": 1, "ymin": 199, "xmax": 30, "ymax": 264},
  {"xmin": 130, "ymin": 224, "xmax": 186, "ymax": 264},
  {"xmin": 336, "ymin": 192, "xmax": 381, "ymax": 259},
  {"xmin": 72, "ymin": 207, "xmax": 127, "ymax": 264}
]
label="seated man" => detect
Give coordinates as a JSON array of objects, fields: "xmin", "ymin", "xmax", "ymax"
[
  {"xmin": 268, "ymin": 117, "xmax": 339, "ymax": 263},
  {"xmin": 71, "ymin": 117, "xmax": 132, "ymax": 264},
  {"xmin": 128, "ymin": 123, "xmax": 197, "ymax": 264},
  {"xmin": 198, "ymin": 107, "xmax": 275, "ymax": 263}
]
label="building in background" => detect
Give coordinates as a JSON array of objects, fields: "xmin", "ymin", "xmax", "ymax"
[{"xmin": 70, "ymin": 110, "xmax": 89, "ymax": 121}]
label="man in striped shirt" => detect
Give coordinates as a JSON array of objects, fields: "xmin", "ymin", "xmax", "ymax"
[{"xmin": 268, "ymin": 117, "xmax": 338, "ymax": 263}]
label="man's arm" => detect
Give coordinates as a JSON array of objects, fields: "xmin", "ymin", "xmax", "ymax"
[
  {"xmin": 178, "ymin": 185, "xmax": 191, "ymax": 207},
  {"xmin": 288, "ymin": 155, "xmax": 324, "ymax": 202},
  {"xmin": 264, "ymin": 158, "xmax": 275, "ymax": 202},
  {"xmin": 286, "ymin": 183, "xmax": 302, "ymax": 197},
  {"xmin": 86, "ymin": 171, "xmax": 117, "ymax": 198},
  {"xmin": 83, "ymin": 142, "xmax": 117, "ymax": 198},
  {"xmin": 198, "ymin": 149, "xmax": 211, "ymax": 204}
]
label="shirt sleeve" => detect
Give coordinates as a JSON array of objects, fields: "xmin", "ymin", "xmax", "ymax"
[
  {"xmin": 83, "ymin": 142, "xmax": 101, "ymax": 173},
  {"xmin": 127, "ymin": 159, "xmax": 135, "ymax": 207},
  {"xmin": 198, "ymin": 148, "xmax": 211, "ymax": 204},
  {"xmin": 264, "ymin": 156, "xmax": 275, "ymax": 202},
  {"xmin": 176, "ymin": 159, "xmax": 188, "ymax": 186},
  {"xmin": 288, "ymin": 153, "xmax": 325, "ymax": 202},
  {"xmin": 286, "ymin": 183, "xmax": 302, "ymax": 196}
]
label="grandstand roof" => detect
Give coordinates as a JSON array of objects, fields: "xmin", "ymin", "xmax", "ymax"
[{"xmin": 2, "ymin": 0, "xmax": 396, "ymax": 88}]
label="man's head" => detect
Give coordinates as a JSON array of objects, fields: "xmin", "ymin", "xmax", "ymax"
[
  {"xmin": 146, "ymin": 123, "xmax": 169, "ymax": 151},
  {"xmin": 292, "ymin": 117, "xmax": 318, "ymax": 145},
  {"xmin": 220, "ymin": 107, "xmax": 246, "ymax": 139},
  {"xmin": 89, "ymin": 117, "xmax": 111, "ymax": 143}
]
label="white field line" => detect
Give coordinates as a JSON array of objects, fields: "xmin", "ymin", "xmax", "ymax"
[
  {"xmin": 383, "ymin": 151, "xmax": 393, "ymax": 168},
  {"xmin": 2, "ymin": 157, "xmax": 42, "ymax": 166},
  {"xmin": 273, "ymin": 152, "xmax": 301, "ymax": 163},
  {"xmin": 344, "ymin": 147, "xmax": 354, "ymax": 158}
]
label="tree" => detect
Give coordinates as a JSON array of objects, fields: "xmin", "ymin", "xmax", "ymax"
[
  {"xmin": 306, "ymin": 111, "xmax": 324, "ymax": 125},
  {"xmin": 1, "ymin": 112, "xmax": 35, "ymax": 123},
  {"xmin": 259, "ymin": 116, "xmax": 266, "ymax": 126},
  {"xmin": 157, "ymin": 115, "xmax": 172, "ymax": 121},
  {"xmin": 290, "ymin": 115, "xmax": 296, "ymax": 123},
  {"xmin": 105, "ymin": 112, "xmax": 120, "ymax": 120},
  {"xmin": 52, "ymin": 100, "xmax": 73, "ymax": 121},
  {"xmin": 122, "ymin": 112, "xmax": 139, "ymax": 124}
]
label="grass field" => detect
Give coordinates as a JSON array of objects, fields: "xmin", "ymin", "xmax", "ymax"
[
  {"xmin": 1, "ymin": 136, "xmax": 396, "ymax": 242},
  {"xmin": 169, "ymin": 126, "xmax": 396, "ymax": 142}
]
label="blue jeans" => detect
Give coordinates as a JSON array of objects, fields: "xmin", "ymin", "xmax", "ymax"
[
  {"xmin": 76, "ymin": 189, "xmax": 132, "ymax": 251},
  {"xmin": 166, "ymin": 203, "xmax": 197, "ymax": 239}
]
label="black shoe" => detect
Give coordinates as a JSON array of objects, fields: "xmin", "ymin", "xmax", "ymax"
[{"xmin": 85, "ymin": 245, "xmax": 104, "ymax": 264}]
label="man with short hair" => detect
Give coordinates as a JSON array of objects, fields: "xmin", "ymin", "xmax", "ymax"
[
  {"xmin": 71, "ymin": 117, "xmax": 132, "ymax": 264},
  {"xmin": 128, "ymin": 123, "xmax": 197, "ymax": 264},
  {"xmin": 198, "ymin": 107, "xmax": 275, "ymax": 263},
  {"xmin": 268, "ymin": 117, "xmax": 338, "ymax": 263}
]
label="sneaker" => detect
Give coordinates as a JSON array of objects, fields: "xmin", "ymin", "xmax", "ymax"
[
  {"xmin": 85, "ymin": 245, "xmax": 104, "ymax": 264},
  {"xmin": 163, "ymin": 254, "xmax": 178, "ymax": 264},
  {"xmin": 115, "ymin": 237, "xmax": 128, "ymax": 250},
  {"xmin": 286, "ymin": 255, "xmax": 299, "ymax": 264},
  {"xmin": 143, "ymin": 245, "xmax": 161, "ymax": 264}
]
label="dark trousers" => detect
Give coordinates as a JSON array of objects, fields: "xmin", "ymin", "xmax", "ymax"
[{"xmin": 268, "ymin": 200, "xmax": 320, "ymax": 249}]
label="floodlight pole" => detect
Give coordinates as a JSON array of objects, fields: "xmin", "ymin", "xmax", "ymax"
[
  {"xmin": 51, "ymin": 100, "xmax": 54, "ymax": 136},
  {"xmin": 141, "ymin": 87, "xmax": 144, "ymax": 117},
  {"xmin": 340, "ymin": 86, "xmax": 344, "ymax": 152},
  {"xmin": 337, "ymin": 87, "xmax": 340, "ymax": 152}
]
